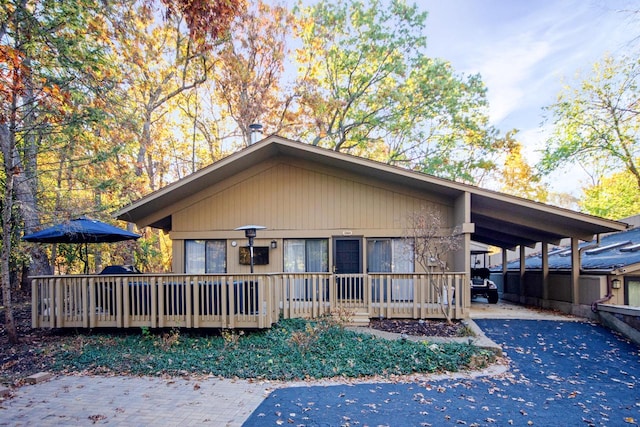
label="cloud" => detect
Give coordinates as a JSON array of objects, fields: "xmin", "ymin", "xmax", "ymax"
[
  {"xmin": 424, "ymin": 0, "xmax": 634, "ymax": 132},
  {"xmin": 470, "ymin": 36, "xmax": 552, "ymax": 125}
]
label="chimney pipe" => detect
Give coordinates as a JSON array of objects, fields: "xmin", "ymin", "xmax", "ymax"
[{"xmin": 249, "ymin": 123, "xmax": 263, "ymax": 145}]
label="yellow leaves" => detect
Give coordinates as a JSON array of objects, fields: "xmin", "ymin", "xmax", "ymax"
[{"xmin": 499, "ymin": 141, "xmax": 548, "ymax": 202}]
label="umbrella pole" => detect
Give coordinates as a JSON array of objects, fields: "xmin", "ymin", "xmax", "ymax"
[
  {"xmin": 52, "ymin": 243, "xmax": 58, "ymax": 274},
  {"xmin": 84, "ymin": 242, "xmax": 89, "ymax": 274}
]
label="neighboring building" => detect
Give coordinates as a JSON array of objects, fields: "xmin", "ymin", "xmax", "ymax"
[{"xmin": 499, "ymin": 225, "xmax": 640, "ymax": 307}]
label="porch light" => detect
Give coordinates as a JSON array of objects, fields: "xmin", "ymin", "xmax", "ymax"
[
  {"xmin": 235, "ymin": 225, "xmax": 266, "ymax": 273},
  {"xmin": 271, "ymin": 240, "xmax": 277, "ymax": 249},
  {"xmin": 611, "ymin": 278, "xmax": 622, "ymax": 289}
]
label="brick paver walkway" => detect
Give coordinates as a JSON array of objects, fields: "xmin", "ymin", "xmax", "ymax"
[{"xmin": 0, "ymin": 375, "xmax": 272, "ymax": 426}]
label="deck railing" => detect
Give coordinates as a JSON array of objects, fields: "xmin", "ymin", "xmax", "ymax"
[{"xmin": 31, "ymin": 272, "xmax": 467, "ymax": 329}]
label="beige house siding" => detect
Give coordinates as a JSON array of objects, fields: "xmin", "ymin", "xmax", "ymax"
[
  {"xmin": 578, "ymin": 275, "xmax": 606, "ymax": 305},
  {"xmin": 168, "ymin": 158, "xmax": 458, "ymax": 274}
]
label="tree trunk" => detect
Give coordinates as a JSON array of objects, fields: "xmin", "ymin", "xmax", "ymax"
[
  {"xmin": 16, "ymin": 56, "xmax": 51, "ymax": 277},
  {"xmin": 1, "ymin": 158, "xmax": 19, "ymax": 344}
]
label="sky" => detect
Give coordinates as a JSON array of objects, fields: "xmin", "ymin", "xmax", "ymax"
[{"xmin": 421, "ymin": 0, "xmax": 637, "ymax": 195}]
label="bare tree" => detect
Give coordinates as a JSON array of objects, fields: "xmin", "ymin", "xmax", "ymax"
[{"xmin": 405, "ymin": 207, "xmax": 462, "ymax": 324}]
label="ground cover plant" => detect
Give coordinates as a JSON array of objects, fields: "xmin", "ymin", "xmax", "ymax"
[{"xmin": 47, "ymin": 317, "xmax": 495, "ymax": 381}]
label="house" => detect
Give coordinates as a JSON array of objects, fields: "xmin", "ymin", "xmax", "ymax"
[{"xmin": 31, "ymin": 135, "xmax": 628, "ymax": 329}]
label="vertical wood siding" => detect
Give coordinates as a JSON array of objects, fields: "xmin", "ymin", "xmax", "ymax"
[{"xmin": 172, "ymin": 160, "xmax": 453, "ymax": 234}]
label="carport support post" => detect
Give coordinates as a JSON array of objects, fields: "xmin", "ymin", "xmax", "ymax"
[
  {"xmin": 519, "ymin": 245, "xmax": 526, "ymax": 304},
  {"xmin": 501, "ymin": 249, "xmax": 508, "ymax": 286},
  {"xmin": 542, "ymin": 242, "xmax": 549, "ymax": 305},
  {"xmin": 570, "ymin": 237, "xmax": 580, "ymax": 312}
]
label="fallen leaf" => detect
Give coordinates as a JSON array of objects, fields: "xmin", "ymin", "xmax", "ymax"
[{"xmin": 88, "ymin": 414, "xmax": 107, "ymax": 424}]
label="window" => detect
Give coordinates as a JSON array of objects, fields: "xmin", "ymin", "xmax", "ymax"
[
  {"xmin": 284, "ymin": 239, "xmax": 328, "ymax": 272},
  {"xmin": 627, "ymin": 279, "xmax": 640, "ymax": 307},
  {"xmin": 283, "ymin": 239, "xmax": 329, "ymax": 300},
  {"xmin": 367, "ymin": 238, "xmax": 414, "ymax": 273},
  {"xmin": 185, "ymin": 240, "xmax": 226, "ymax": 273},
  {"xmin": 367, "ymin": 238, "xmax": 414, "ymax": 301}
]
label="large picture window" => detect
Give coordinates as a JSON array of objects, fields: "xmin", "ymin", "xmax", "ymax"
[
  {"xmin": 284, "ymin": 239, "xmax": 328, "ymax": 272},
  {"xmin": 185, "ymin": 240, "xmax": 226, "ymax": 274},
  {"xmin": 367, "ymin": 238, "xmax": 413, "ymax": 273},
  {"xmin": 367, "ymin": 238, "xmax": 414, "ymax": 301},
  {"xmin": 283, "ymin": 239, "xmax": 329, "ymax": 301}
]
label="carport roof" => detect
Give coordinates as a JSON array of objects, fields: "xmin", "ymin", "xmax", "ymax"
[
  {"xmin": 504, "ymin": 227, "xmax": 640, "ymax": 274},
  {"xmin": 115, "ymin": 136, "xmax": 629, "ymax": 247}
]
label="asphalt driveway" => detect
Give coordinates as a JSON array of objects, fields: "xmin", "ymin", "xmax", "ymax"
[{"xmin": 243, "ymin": 319, "xmax": 640, "ymax": 426}]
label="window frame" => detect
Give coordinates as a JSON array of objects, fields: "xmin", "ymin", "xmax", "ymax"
[
  {"xmin": 283, "ymin": 238, "xmax": 329, "ymax": 273},
  {"xmin": 184, "ymin": 239, "xmax": 227, "ymax": 274}
]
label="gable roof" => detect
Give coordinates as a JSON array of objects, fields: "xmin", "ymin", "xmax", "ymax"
[
  {"xmin": 115, "ymin": 135, "xmax": 628, "ymax": 248},
  {"xmin": 503, "ymin": 227, "xmax": 640, "ymax": 274}
]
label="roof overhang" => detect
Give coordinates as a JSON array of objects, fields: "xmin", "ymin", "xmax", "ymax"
[
  {"xmin": 469, "ymin": 191, "xmax": 627, "ymax": 249},
  {"xmin": 115, "ymin": 135, "xmax": 629, "ymax": 245}
]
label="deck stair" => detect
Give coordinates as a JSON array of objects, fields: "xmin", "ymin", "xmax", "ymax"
[{"xmin": 341, "ymin": 310, "xmax": 370, "ymax": 327}]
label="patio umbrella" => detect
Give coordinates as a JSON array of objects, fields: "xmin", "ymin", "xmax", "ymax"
[{"xmin": 23, "ymin": 216, "xmax": 141, "ymax": 272}]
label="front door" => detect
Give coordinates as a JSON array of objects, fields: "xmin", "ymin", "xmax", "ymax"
[
  {"xmin": 334, "ymin": 238, "xmax": 362, "ymax": 300},
  {"xmin": 334, "ymin": 238, "xmax": 361, "ymax": 275}
]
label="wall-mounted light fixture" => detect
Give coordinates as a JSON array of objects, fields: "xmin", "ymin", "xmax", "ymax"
[
  {"xmin": 271, "ymin": 240, "xmax": 277, "ymax": 249},
  {"xmin": 611, "ymin": 278, "xmax": 622, "ymax": 289}
]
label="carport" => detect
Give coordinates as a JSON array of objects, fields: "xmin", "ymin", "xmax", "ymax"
[{"xmin": 468, "ymin": 191, "xmax": 629, "ymax": 316}]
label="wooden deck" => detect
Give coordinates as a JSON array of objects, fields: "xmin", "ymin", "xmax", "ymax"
[{"xmin": 31, "ymin": 273, "xmax": 469, "ymax": 329}]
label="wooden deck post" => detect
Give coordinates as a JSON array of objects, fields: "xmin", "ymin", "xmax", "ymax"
[
  {"xmin": 186, "ymin": 278, "xmax": 193, "ymax": 328},
  {"xmin": 31, "ymin": 279, "xmax": 38, "ymax": 328},
  {"xmin": 258, "ymin": 280, "xmax": 264, "ymax": 329},
  {"xmin": 82, "ymin": 277, "xmax": 89, "ymax": 328},
  {"xmin": 151, "ymin": 277, "xmax": 158, "ymax": 328},
  {"xmin": 221, "ymin": 276, "xmax": 228, "ymax": 328},
  {"xmin": 88, "ymin": 277, "xmax": 96, "ymax": 328},
  {"xmin": 158, "ymin": 279, "xmax": 165, "ymax": 328},
  {"xmin": 193, "ymin": 277, "xmax": 200, "ymax": 329},
  {"xmin": 55, "ymin": 278, "xmax": 62, "ymax": 328},
  {"xmin": 117, "ymin": 277, "xmax": 125, "ymax": 328}
]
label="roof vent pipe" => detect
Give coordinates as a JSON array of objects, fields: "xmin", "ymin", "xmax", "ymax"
[{"xmin": 249, "ymin": 123, "xmax": 263, "ymax": 145}]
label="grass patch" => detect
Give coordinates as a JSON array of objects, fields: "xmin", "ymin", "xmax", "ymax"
[{"xmin": 52, "ymin": 318, "xmax": 496, "ymax": 380}]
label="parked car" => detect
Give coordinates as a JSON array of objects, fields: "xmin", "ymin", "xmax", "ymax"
[{"xmin": 470, "ymin": 267, "xmax": 499, "ymax": 304}]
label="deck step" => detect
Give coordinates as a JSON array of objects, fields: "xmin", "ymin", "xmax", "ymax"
[{"xmin": 345, "ymin": 311, "xmax": 370, "ymax": 327}]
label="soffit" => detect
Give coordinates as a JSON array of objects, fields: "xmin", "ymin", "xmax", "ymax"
[{"xmin": 469, "ymin": 192, "xmax": 628, "ymax": 249}]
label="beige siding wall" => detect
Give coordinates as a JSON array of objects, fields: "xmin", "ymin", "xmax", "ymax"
[
  {"xmin": 172, "ymin": 158, "xmax": 452, "ymax": 234},
  {"xmin": 169, "ymin": 158, "xmax": 458, "ymax": 273},
  {"xmin": 578, "ymin": 275, "xmax": 606, "ymax": 305}
]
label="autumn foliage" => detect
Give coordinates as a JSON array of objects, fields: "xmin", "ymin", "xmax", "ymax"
[{"xmin": 160, "ymin": 0, "xmax": 247, "ymax": 45}]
